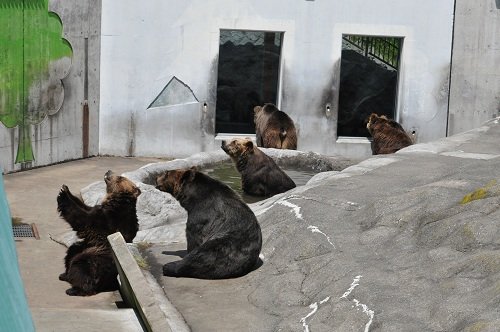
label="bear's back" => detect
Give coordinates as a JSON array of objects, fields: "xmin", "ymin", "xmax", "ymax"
[{"xmin": 371, "ymin": 119, "xmax": 413, "ymax": 154}]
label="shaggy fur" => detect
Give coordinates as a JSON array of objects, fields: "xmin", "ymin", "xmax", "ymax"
[
  {"xmin": 254, "ymin": 103, "xmax": 297, "ymax": 150},
  {"xmin": 156, "ymin": 168, "xmax": 262, "ymax": 279},
  {"xmin": 221, "ymin": 138, "xmax": 296, "ymax": 197},
  {"xmin": 366, "ymin": 113, "xmax": 413, "ymax": 155},
  {"xmin": 57, "ymin": 170, "xmax": 141, "ymax": 296}
]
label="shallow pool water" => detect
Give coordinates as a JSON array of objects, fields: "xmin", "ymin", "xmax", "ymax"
[{"xmin": 202, "ymin": 160, "xmax": 317, "ymax": 203}]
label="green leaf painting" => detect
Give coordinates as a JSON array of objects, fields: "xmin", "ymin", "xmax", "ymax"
[{"xmin": 0, "ymin": 0, "xmax": 72, "ymax": 163}]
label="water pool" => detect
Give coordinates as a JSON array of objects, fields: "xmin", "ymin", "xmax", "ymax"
[{"xmin": 202, "ymin": 160, "xmax": 317, "ymax": 203}]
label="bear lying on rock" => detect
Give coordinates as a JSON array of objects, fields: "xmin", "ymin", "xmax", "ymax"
[
  {"xmin": 57, "ymin": 170, "xmax": 141, "ymax": 296},
  {"xmin": 156, "ymin": 167, "xmax": 262, "ymax": 279},
  {"xmin": 366, "ymin": 113, "xmax": 413, "ymax": 155},
  {"xmin": 221, "ymin": 138, "xmax": 296, "ymax": 197},
  {"xmin": 254, "ymin": 103, "xmax": 297, "ymax": 150}
]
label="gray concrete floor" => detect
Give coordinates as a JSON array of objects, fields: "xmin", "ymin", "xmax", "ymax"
[{"xmin": 4, "ymin": 156, "xmax": 165, "ymax": 331}]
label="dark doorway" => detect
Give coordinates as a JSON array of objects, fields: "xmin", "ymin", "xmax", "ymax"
[
  {"xmin": 337, "ymin": 35, "xmax": 403, "ymax": 137},
  {"xmin": 215, "ymin": 30, "xmax": 283, "ymax": 134}
]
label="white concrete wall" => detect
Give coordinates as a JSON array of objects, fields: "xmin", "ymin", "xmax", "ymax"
[
  {"xmin": 448, "ymin": 0, "xmax": 500, "ymax": 135},
  {"xmin": 100, "ymin": 0, "xmax": 455, "ymax": 159}
]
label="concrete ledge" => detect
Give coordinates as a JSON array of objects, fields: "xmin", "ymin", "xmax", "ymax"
[{"xmin": 108, "ymin": 232, "xmax": 190, "ymax": 332}]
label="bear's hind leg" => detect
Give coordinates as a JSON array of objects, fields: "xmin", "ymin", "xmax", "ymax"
[
  {"xmin": 162, "ymin": 238, "xmax": 254, "ymax": 279},
  {"xmin": 66, "ymin": 255, "xmax": 98, "ymax": 296},
  {"xmin": 66, "ymin": 248, "xmax": 118, "ymax": 296},
  {"xmin": 66, "ymin": 286, "xmax": 96, "ymax": 297},
  {"xmin": 60, "ymin": 241, "xmax": 89, "ymax": 282},
  {"xmin": 162, "ymin": 255, "xmax": 213, "ymax": 278}
]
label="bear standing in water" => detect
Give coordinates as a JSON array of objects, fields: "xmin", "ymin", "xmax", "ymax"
[
  {"xmin": 222, "ymin": 138, "xmax": 296, "ymax": 197},
  {"xmin": 254, "ymin": 103, "xmax": 297, "ymax": 150},
  {"xmin": 57, "ymin": 170, "xmax": 141, "ymax": 296},
  {"xmin": 366, "ymin": 113, "xmax": 413, "ymax": 155},
  {"xmin": 156, "ymin": 167, "xmax": 262, "ymax": 279}
]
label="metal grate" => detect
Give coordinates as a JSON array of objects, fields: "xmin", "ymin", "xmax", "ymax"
[{"xmin": 12, "ymin": 223, "xmax": 39, "ymax": 239}]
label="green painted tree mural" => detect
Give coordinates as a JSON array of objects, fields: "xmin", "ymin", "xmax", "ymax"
[{"xmin": 0, "ymin": 0, "xmax": 72, "ymax": 163}]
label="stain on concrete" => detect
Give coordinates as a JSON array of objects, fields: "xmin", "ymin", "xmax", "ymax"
[
  {"xmin": 127, "ymin": 113, "xmax": 136, "ymax": 157},
  {"xmin": 435, "ymin": 65, "xmax": 451, "ymax": 106},
  {"xmin": 320, "ymin": 61, "xmax": 341, "ymax": 121},
  {"xmin": 201, "ymin": 56, "xmax": 219, "ymax": 136}
]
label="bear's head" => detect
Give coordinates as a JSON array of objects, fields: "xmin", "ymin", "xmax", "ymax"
[
  {"xmin": 366, "ymin": 113, "xmax": 390, "ymax": 135},
  {"xmin": 221, "ymin": 138, "xmax": 255, "ymax": 161},
  {"xmin": 254, "ymin": 103, "xmax": 279, "ymax": 122},
  {"xmin": 104, "ymin": 170, "xmax": 141, "ymax": 199},
  {"xmin": 253, "ymin": 105, "xmax": 263, "ymax": 117},
  {"xmin": 156, "ymin": 167, "xmax": 197, "ymax": 198}
]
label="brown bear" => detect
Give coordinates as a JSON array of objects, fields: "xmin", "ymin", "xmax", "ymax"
[
  {"xmin": 56, "ymin": 170, "xmax": 141, "ymax": 296},
  {"xmin": 156, "ymin": 167, "xmax": 262, "ymax": 279},
  {"xmin": 366, "ymin": 113, "xmax": 413, "ymax": 155},
  {"xmin": 254, "ymin": 103, "xmax": 297, "ymax": 150},
  {"xmin": 221, "ymin": 138, "xmax": 296, "ymax": 196}
]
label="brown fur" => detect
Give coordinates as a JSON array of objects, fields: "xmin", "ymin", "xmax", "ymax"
[
  {"xmin": 254, "ymin": 103, "xmax": 297, "ymax": 150},
  {"xmin": 366, "ymin": 113, "xmax": 413, "ymax": 155},
  {"xmin": 56, "ymin": 170, "xmax": 141, "ymax": 296},
  {"xmin": 221, "ymin": 138, "xmax": 296, "ymax": 196}
]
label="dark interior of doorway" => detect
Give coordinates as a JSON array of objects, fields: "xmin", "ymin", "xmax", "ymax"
[
  {"xmin": 215, "ymin": 30, "xmax": 282, "ymax": 134},
  {"xmin": 337, "ymin": 35, "xmax": 403, "ymax": 137}
]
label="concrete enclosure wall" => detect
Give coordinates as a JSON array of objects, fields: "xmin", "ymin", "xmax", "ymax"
[
  {"xmin": 100, "ymin": 0, "xmax": 455, "ymax": 159},
  {"xmin": 5, "ymin": 1, "xmax": 496, "ymax": 172},
  {"xmin": 448, "ymin": 0, "xmax": 500, "ymax": 134},
  {"xmin": 0, "ymin": 0, "xmax": 100, "ymax": 173}
]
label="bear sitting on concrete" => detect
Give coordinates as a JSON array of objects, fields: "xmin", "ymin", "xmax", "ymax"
[
  {"xmin": 156, "ymin": 167, "xmax": 262, "ymax": 279},
  {"xmin": 366, "ymin": 113, "xmax": 413, "ymax": 155},
  {"xmin": 221, "ymin": 138, "xmax": 296, "ymax": 197},
  {"xmin": 254, "ymin": 103, "xmax": 297, "ymax": 150},
  {"xmin": 57, "ymin": 170, "xmax": 141, "ymax": 296}
]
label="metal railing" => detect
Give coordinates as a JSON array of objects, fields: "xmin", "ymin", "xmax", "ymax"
[{"xmin": 342, "ymin": 35, "xmax": 402, "ymax": 70}]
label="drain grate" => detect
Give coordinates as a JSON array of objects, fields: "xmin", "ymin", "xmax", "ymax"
[{"xmin": 12, "ymin": 223, "xmax": 40, "ymax": 239}]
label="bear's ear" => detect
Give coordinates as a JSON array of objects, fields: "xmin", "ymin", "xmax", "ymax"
[
  {"xmin": 368, "ymin": 113, "xmax": 379, "ymax": 124},
  {"xmin": 181, "ymin": 168, "xmax": 196, "ymax": 183},
  {"xmin": 245, "ymin": 140, "xmax": 254, "ymax": 151},
  {"xmin": 253, "ymin": 106, "xmax": 262, "ymax": 114}
]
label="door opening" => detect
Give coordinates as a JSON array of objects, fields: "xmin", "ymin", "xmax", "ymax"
[
  {"xmin": 215, "ymin": 30, "xmax": 283, "ymax": 134},
  {"xmin": 337, "ymin": 35, "xmax": 403, "ymax": 138}
]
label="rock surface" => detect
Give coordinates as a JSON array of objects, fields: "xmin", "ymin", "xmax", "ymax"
[
  {"xmin": 74, "ymin": 119, "xmax": 500, "ymax": 331},
  {"xmin": 140, "ymin": 118, "xmax": 500, "ymax": 332}
]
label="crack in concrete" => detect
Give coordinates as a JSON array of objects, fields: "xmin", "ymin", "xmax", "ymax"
[
  {"xmin": 340, "ymin": 275, "xmax": 374, "ymax": 332},
  {"xmin": 299, "ymin": 296, "xmax": 331, "ymax": 332}
]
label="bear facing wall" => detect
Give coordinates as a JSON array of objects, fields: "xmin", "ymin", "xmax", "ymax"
[
  {"xmin": 254, "ymin": 103, "xmax": 297, "ymax": 150},
  {"xmin": 366, "ymin": 113, "xmax": 413, "ymax": 155}
]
